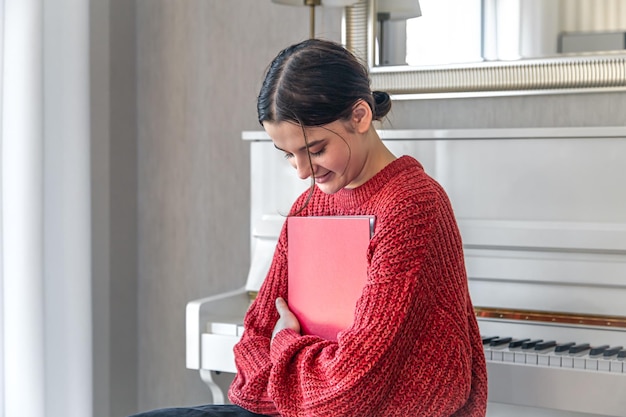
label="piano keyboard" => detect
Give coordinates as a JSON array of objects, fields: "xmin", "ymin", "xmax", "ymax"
[
  {"xmin": 478, "ymin": 317, "xmax": 626, "ymax": 416},
  {"xmin": 483, "ymin": 336, "xmax": 625, "ymax": 373}
]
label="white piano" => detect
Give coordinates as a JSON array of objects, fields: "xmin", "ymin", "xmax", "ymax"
[{"xmin": 187, "ymin": 127, "xmax": 626, "ymax": 416}]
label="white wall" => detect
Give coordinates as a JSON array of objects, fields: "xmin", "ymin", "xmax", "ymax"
[{"xmin": 2, "ymin": 1, "xmax": 91, "ymax": 417}]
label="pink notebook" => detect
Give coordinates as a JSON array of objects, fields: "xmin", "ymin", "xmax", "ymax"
[{"xmin": 287, "ymin": 216, "xmax": 375, "ymax": 341}]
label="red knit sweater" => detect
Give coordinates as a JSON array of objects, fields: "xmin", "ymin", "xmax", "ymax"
[{"xmin": 229, "ymin": 156, "xmax": 488, "ymax": 416}]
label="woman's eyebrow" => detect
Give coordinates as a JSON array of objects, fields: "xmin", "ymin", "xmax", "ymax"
[{"xmin": 274, "ymin": 139, "xmax": 325, "ymax": 153}]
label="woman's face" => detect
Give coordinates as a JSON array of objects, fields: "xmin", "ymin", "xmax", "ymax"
[{"xmin": 263, "ymin": 119, "xmax": 367, "ymax": 195}]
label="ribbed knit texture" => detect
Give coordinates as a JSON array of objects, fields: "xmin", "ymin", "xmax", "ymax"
[{"xmin": 229, "ymin": 156, "xmax": 488, "ymax": 417}]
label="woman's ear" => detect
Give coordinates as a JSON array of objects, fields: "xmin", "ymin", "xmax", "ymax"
[{"xmin": 350, "ymin": 100, "xmax": 373, "ymax": 134}]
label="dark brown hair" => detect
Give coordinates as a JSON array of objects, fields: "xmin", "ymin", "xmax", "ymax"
[{"xmin": 257, "ymin": 38, "xmax": 391, "ymax": 126}]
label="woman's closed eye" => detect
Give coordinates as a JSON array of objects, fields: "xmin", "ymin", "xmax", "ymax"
[
  {"xmin": 309, "ymin": 148, "xmax": 325, "ymax": 157},
  {"xmin": 283, "ymin": 147, "xmax": 326, "ymax": 160},
  {"xmin": 304, "ymin": 145, "xmax": 327, "ymax": 158}
]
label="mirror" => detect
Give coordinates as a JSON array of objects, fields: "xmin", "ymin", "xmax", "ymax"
[{"xmin": 344, "ymin": 0, "xmax": 626, "ymax": 96}]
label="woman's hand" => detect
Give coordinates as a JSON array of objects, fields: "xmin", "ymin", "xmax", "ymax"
[{"xmin": 272, "ymin": 297, "xmax": 301, "ymax": 340}]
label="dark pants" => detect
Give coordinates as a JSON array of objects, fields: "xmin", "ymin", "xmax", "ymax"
[{"xmin": 128, "ymin": 404, "xmax": 269, "ymax": 417}]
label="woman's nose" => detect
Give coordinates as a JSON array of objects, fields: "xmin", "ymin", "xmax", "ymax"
[{"xmin": 294, "ymin": 155, "xmax": 312, "ymax": 180}]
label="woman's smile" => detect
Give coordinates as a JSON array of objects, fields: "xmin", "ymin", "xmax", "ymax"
[{"xmin": 314, "ymin": 170, "xmax": 332, "ymax": 184}]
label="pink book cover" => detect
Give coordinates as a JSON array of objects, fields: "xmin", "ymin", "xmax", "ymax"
[{"xmin": 287, "ymin": 215, "xmax": 375, "ymax": 341}]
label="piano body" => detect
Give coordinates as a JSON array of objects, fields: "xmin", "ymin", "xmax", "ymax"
[{"xmin": 186, "ymin": 127, "xmax": 626, "ymax": 416}]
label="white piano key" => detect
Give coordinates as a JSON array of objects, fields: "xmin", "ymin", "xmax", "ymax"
[
  {"xmin": 514, "ymin": 352, "xmax": 527, "ymax": 364},
  {"xmin": 525, "ymin": 352, "xmax": 538, "ymax": 365},
  {"xmin": 586, "ymin": 358, "xmax": 599, "ymax": 370},
  {"xmin": 503, "ymin": 351, "xmax": 515, "ymax": 362},
  {"xmin": 491, "ymin": 350, "xmax": 504, "ymax": 361},
  {"xmin": 598, "ymin": 359, "xmax": 612, "ymax": 372},
  {"xmin": 537, "ymin": 354, "xmax": 551, "ymax": 366},
  {"xmin": 573, "ymin": 357, "xmax": 587, "ymax": 369},
  {"xmin": 609, "ymin": 360, "xmax": 623, "ymax": 373},
  {"xmin": 561, "ymin": 356, "xmax": 574, "ymax": 368},
  {"xmin": 548, "ymin": 354, "xmax": 562, "ymax": 367}
]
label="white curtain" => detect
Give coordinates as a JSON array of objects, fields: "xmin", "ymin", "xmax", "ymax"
[{"xmin": 1, "ymin": 1, "xmax": 91, "ymax": 417}]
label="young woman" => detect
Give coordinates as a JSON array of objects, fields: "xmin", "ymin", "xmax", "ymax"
[{"xmin": 131, "ymin": 38, "xmax": 487, "ymax": 417}]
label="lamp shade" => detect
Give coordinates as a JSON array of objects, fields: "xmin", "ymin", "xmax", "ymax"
[
  {"xmin": 271, "ymin": 0, "xmax": 362, "ymax": 6},
  {"xmin": 377, "ymin": 0, "xmax": 421, "ymax": 20}
]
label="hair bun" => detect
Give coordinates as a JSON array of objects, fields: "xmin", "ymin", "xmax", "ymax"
[{"xmin": 372, "ymin": 91, "xmax": 392, "ymax": 120}]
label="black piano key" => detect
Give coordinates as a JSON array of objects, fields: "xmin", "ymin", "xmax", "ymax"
[
  {"xmin": 603, "ymin": 346, "xmax": 624, "ymax": 357},
  {"xmin": 508, "ymin": 338, "xmax": 531, "ymax": 349},
  {"xmin": 534, "ymin": 340, "xmax": 557, "ymax": 351},
  {"xmin": 482, "ymin": 335, "xmax": 499, "ymax": 345},
  {"xmin": 590, "ymin": 345, "xmax": 610, "ymax": 356},
  {"xmin": 569, "ymin": 343, "xmax": 591, "ymax": 354},
  {"xmin": 554, "ymin": 342, "xmax": 576, "ymax": 353},
  {"xmin": 618, "ymin": 349, "xmax": 626, "ymax": 359},
  {"xmin": 521, "ymin": 339, "xmax": 543, "ymax": 349},
  {"xmin": 490, "ymin": 337, "xmax": 513, "ymax": 347}
]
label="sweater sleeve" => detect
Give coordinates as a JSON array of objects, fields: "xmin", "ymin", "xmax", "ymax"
[
  {"xmin": 228, "ymin": 189, "xmax": 317, "ymax": 414},
  {"xmin": 227, "ymin": 221, "xmax": 289, "ymax": 416},
  {"xmin": 265, "ymin": 184, "xmax": 477, "ymax": 417}
]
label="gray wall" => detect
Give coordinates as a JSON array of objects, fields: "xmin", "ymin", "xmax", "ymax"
[
  {"xmin": 91, "ymin": 0, "xmax": 138, "ymax": 416},
  {"xmin": 100, "ymin": 1, "xmax": 626, "ymax": 415}
]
